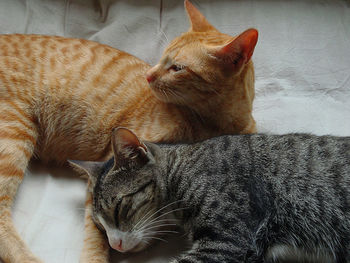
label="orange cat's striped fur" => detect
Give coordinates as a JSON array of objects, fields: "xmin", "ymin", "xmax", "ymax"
[{"xmin": 0, "ymin": 1, "xmax": 257, "ymax": 262}]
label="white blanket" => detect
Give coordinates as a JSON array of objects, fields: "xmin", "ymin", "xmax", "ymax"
[{"xmin": 0, "ymin": 0, "xmax": 349, "ymax": 262}]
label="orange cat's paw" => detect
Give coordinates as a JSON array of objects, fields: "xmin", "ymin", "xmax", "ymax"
[
  {"xmin": 18, "ymin": 258, "xmax": 43, "ymax": 263},
  {"xmin": 80, "ymin": 251, "xmax": 110, "ymax": 263},
  {"xmin": 80, "ymin": 259, "xmax": 109, "ymax": 263}
]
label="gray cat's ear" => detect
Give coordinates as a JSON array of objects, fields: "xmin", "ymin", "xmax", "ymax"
[
  {"xmin": 211, "ymin": 28, "xmax": 258, "ymax": 70},
  {"xmin": 68, "ymin": 160, "xmax": 104, "ymax": 185},
  {"xmin": 111, "ymin": 127, "xmax": 150, "ymax": 169},
  {"xmin": 185, "ymin": 0, "xmax": 216, "ymax": 32}
]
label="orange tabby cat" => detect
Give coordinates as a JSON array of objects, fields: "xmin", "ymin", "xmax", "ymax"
[{"xmin": 0, "ymin": 1, "xmax": 257, "ymax": 262}]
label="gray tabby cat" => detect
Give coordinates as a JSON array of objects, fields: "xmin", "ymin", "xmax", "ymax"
[{"xmin": 71, "ymin": 128, "xmax": 350, "ymax": 263}]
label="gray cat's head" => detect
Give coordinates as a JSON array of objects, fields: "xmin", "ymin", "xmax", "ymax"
[{"xmin": 70, "ymin": 128, "xmax": 169, "ymax": 253}]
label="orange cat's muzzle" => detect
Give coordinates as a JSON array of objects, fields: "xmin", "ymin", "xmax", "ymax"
[{"xmin": 146, "ymin": 73, "xmax": 155, "ymax": 83}]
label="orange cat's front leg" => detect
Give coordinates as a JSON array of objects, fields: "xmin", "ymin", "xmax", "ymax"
[
  {"xmin": 242, "ymin": 117, "xmax": 257, "ymax": 134},
  {"xmin": 80, "ymin": 188, "xmax": 110, "ymax": 263},
  {"xmin": 0, "ymin": 101, "xmax": 43, "ymax": 263}
]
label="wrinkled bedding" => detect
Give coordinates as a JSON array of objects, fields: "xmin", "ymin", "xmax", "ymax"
[{"xmin": 0, "ymin": 0, "xmax": 349, "ymax": 262}]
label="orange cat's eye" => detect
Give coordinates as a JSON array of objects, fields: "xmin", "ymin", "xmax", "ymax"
[{"xmin": 169, "ymin": 64, "xmax": 185, "ymax": 72}]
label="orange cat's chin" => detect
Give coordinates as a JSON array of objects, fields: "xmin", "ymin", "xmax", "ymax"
[{"xmin": 149, "ymin": 85, "xmax": 181, "ymax": 104}]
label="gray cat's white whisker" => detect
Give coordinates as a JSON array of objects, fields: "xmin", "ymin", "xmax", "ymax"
[
  {"xmin": 133, "ymin": 200, "xmax": 183, "ymax": 231},
  {"xmin": 133, "ymin": 207, "xmax": 172, "ymax": 231},
  {"xmin": 137, "ymin": 223, "xmax": 177, "ymax": 233},
  {"xmin": 142, "ymin": 230, "xmax": 179, "ymax": 236},
  {"xmin": 146, "ymin": 230, "xmax": 179, "ymax": 234},
  {"xmin": 135, "ymin": 217, "xmax": 179, "ymax": 228},
  {"xmin": 131, "ymin": 208, "xmax": 158, "ymax": 231},
  {"xmin": 133, "ymin": 218, "xmax": 179, "ymax": 232},
  {"xmin": 142, "ymin": 236, "xmax": 168, "ymax": 243},
  {"xmin": 135, "ymin": 217, "xmax": 171, "ymax": 232},
  {"xmin": 140, "ymin": 239, "xmax": 150, "ymax": 245},
  {"xmin": 136, "ymin": 207, "xmax": 187, "ymax": 231}
]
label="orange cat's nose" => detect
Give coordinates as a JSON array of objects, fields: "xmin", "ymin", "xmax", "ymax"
[{"xmin": 146, "ymin": 73, "xmax": 155, "ymax": 83}]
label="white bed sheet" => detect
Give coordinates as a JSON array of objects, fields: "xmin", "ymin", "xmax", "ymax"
[{"xmin": 0, "ymin": 0, "xmax": 349, "ymax": 262}]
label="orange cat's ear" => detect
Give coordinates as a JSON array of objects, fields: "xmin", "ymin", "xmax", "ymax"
[
  {"xmin": 111, "ymin": 127, "xmax": 149, "ymax": 170},
  {"xmin": 212, "ymin": 28, "xmax": 258, "ymax": 69},
  {"xmin": 185, "ymin": 0, "xmax": 216, "ymax": 32}
]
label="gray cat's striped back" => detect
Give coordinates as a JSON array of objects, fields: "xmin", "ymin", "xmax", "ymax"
[
  {"xmin": 162, "ymin": 134, "xmax": 349, "ymax": 262},
  {"xmin": 85, "ymin": 131, "xmax": 350, "ymax": 262}
]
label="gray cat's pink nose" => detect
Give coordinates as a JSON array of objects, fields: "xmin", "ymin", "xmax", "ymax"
[{"xmin": 111, "ymin": 239, "xmax": 124, "ymax": 252}]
